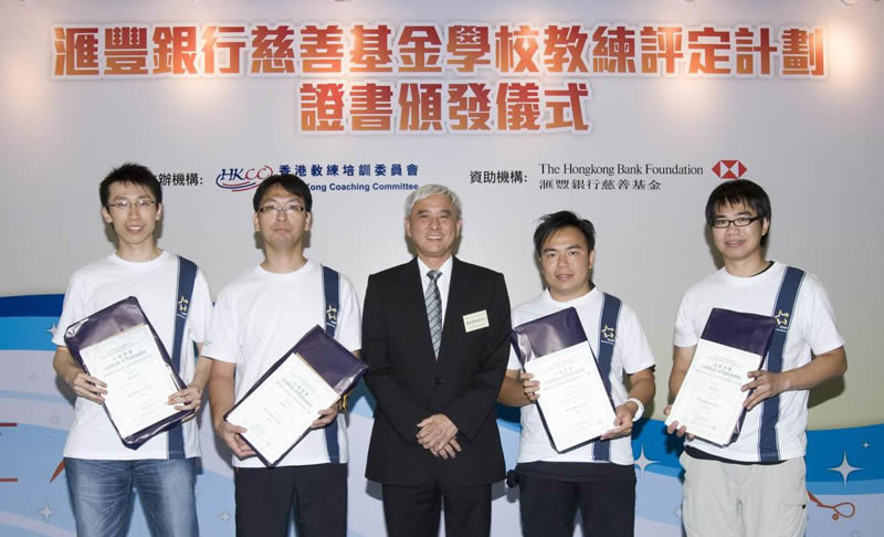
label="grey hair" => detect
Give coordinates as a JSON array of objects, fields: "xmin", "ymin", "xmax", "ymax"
[{"xmin": 404, "ymin": 184, "xmax": 463, "ymax": 218}]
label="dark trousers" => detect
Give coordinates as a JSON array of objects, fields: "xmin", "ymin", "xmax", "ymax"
[
  {"xmin": 234, "ymin": 463, "xmax": 347, "ymax": 537},
  {"xmin": 382, "ymin": 478, "xmax": 492, "ymax": 537},
  {"xmin": 519, "ymin": 467, "xmax": 636, "ymax": 537}
]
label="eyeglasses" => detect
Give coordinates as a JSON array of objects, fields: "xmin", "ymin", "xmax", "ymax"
[
  {"xmin": 711, "ymin": 216, "xmax": 762, "ymax": 229},
  {"xmin": 106, "ymin": 199, "xmax": 157, "ymax": 211},
  {"xmin": 257, "ymin": 204, "xmax": 307, "ymax": 215}
]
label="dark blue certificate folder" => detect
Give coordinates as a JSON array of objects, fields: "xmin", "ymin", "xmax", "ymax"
[
  {"xmin": 511, "ymin": 307, "xmax": 588, "ymax": 364},
  {"xmin": 511, "ymin": 307, "xmax": 615, "ymax": 453},
  {"xmin": 63, "ymin": 296, "xmax": 192, "ymax": 450},
  {"xmin": 667, "ymin": 307, "xmax": 777, "ymax": 446},
  {"xmin": 702, "ymin": 308, "xmax": 777, "ymax": 358},
  {"xmin": 224, "ymin": 325, "xmax": 368, "ymax": 467},
  {"xmin": 703, "ymin": 308, "xmax": 777, "ymax": 444}
]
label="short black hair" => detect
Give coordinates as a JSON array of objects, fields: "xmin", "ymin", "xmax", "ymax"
[
  {"xmin": 252, "ymin": 175, "xmax": 312, "ymax": 213},
  {"xmin": 533, "ymin": 211, "xmax": 596, "ymax": 256},
  {"xmin": 99, "ymin": 163, "xmax": 162, "ymax": 207},
  {"xmin": 705, "ymin": 179, "xmax": 772, "ymax": 246}
]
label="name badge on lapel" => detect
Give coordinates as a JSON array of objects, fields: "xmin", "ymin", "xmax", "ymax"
[{"xmin": 463, "ymin": 310, "xmax": 489, "ymax": 332}]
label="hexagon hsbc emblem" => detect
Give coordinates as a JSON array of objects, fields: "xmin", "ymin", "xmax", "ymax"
[{"xmin": 711, "ymin": 160, "xmax": 748, "ymax": 179}]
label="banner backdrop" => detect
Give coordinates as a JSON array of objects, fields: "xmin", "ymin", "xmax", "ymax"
[{"xmin": 1, "ymin": 1, "xmax": 882, "ymax": 535}]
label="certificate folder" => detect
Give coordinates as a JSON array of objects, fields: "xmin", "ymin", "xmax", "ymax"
[
  {"xmin": 666, "ymin": 308, "xmax": 776, "ymax": 446},
  {"xmin": 224, "ymin": 326, "xmax": 367, "ymax": 467},
  {"xmin": 702, "ymin": 308, "xmax": 777, "ymax": 357},
  {"xmin": 63, "ymin": 296, "xmax": 193, "ymax": 450},
  {"xmin": 512, "ymin": 307, "xmax": 616, "ymax": 453}
]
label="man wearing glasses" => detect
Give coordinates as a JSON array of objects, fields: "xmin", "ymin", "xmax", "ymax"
[
  {"xmin": 666, "ymin": 179, "xmax": 847, "ymax": 537},
  {"xmin": 52, "ymin": 163, "xmax": 212, "ymax": 536},
  {"xmin": 204, "ymin": 174, "xmax": 361, "ymax": 536}
]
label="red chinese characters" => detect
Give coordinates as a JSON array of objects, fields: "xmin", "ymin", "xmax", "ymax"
[
  {"xmin": 446, "ymin": 25, "xmax": 492, "ymax": 73},
  {"xmin": 351, "ymin": 83, "xmax": 395, "ymax": 132},
  {"xmin": 399, "ymin": 83, "xmax": 444, "ymax": 131},
  {"xmin": 299, "ymin": 83, "xmax": 346, "ymax": 131},
  {"xmin": 300, "ymin": 24, "xmax": 345, "ymax": 74},
  {"xmin": 639, "ymin": 26, "xmax": 683, "ymax": 75},
  {"xmin": 780, "ymin": 27, "xmax": 825, "ymax": 77},
  {"xmin": 397, "ymin": 25, "xmax": 443, "ymax": 73},
  {"xmin": 153, "ymin": 25, "xmax": 198, "ymax": 75},
  {"xmin": 350, "ymin": 25, "xmax": 394, "ymax": 73},
  {"xmin": 202, "ymin": 25, "xmax": 247, "ymax": 75},
  {"xmin": 497, "ymin": 82, "xmax": 542, "ymax": 130},
  {"xmin": 50, "ymin": 20, "xmax": 828, "ymax": 136},
  {"xmin": 495, "ymin": 25, "xmax": 541, "ymax": 73},
  {"xmin": 54, "ymin": 27, "xmax": 100, "ymax": 76},
  {"xmin": 592, "ymin": 25, "xmax": 636, "ymax": 74},
  {"xmin": 735, "ymin": 26, "xmax": 776, "ymax": 76},
  {"xmin": 686, "ymin": 26, "xmax": 731, "ymax": 75},
  {"xmin": 543, "ymin": 25, "xmax": 589, "ymax": 73},
  {"xmin": 104, "ymin": 26, "xmax": 149, "ymax": 76},
  {"xmin": 448, "ymin": 83, "xmax": 493, "ymax": 131},
  {"xmin": 544, "ymin": 82, "xmax": 590, "ymax": 131},
  {"xmin": 250, "ymin": 25, "xmax": 296, "ymax": 75}
]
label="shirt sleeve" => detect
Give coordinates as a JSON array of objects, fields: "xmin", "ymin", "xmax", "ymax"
[
  {"xmin": 336, "ymin": 275, "xmax": 362, "ymax": 353},
  {"xmin": 201, "ymin": 289, "xmax": 239, "ymax": 363},
  {"xmin": 187, "ymin": 269, "xmax": 213, "ymax": 345},
  {"xmin": 618, "ymin": 302, "xmax": 656, "ymax": 374},
  {"xmin": 673, "ymin": 292, "xmax": 700, "ymax": 348},
  {"xmin": 798, "ymin": 273, "xmax": 846, "ymax": 355},
  {"xmin": 53, "ymin": 272, "xmax": 87, "ymax": 348}
]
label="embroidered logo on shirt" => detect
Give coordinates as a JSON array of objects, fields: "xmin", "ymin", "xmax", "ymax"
[
  {"xmin": 326, "ymin": 304, "xmax": 338, "ymax": 328},
  {"xmin": 601, "ymin": 324, "xmax": 616, "ymax": 343},
  {"xmin": 177, "ymin": 296, "xmax": 190, "ymax": 317},
  {"xmin": 775, "ymin": 309, "xmax": 790, "ymax": 327}
]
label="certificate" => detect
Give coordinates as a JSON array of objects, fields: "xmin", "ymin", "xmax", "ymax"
[
  {"xmin": 523, "ymin": 341, "xmax": 616, "ymax": 452},
  {"xmin": 63, "ymin": 296, "xmax": 192, "ymax": 449},
  {"xmin": 224, "ymin": 326, "xmax": 368, "ymax": 467},
  {"xmin": 79, "ymin": 324, "xmax": 183, "ymax": 439},
  {"xmin": 512, "ymin": 307, "xmax": 616, "ymax": 453},
  {"xmin": 665, "ymin": 308, "xmax": 776, "ymax": 446},
  {"xmin": 226, "ymin": 352, "xmax": 341, "ymax": 466}
]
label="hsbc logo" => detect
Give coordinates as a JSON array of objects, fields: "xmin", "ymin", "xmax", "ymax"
[{"xmin": 711, "ymin": 160, "xmax": 747, "ymax": 179}]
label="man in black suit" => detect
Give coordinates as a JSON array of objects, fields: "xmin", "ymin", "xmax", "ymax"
[{"xmin": 363, "ymin": 184, "xmax": 511, "ymax": 537}]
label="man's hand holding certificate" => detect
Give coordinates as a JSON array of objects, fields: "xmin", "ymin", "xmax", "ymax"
[
  {"xmin": 512, "ymin": 307, "xmax": 617, "ymax": 453},
  {"xmin": 665, "ymin": 308, "xmax": 776, "ymax": 446},
  {"xmin": 63, "ymin": 296, "xmax": 193, "ymax": 449},
  {"xmin": 223, "ymin": 326, "xmax": 367, "ymax": 467},
  {"xmin": 79, "ymin": 324, "xmax": 185, "ymax": 439}
]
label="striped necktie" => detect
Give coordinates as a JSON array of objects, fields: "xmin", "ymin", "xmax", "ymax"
[{"xmin": 425, "ymin": 270, "xmax": 442, "ymax": 359}]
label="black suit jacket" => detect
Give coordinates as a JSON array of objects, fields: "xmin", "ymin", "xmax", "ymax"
[{"xmin": 363, "ymin": 257, "xmax": 511, "ymax": 486}]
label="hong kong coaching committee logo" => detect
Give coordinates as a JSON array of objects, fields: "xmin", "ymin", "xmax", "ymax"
[
  {"xmin": 711, "ymin": 160, "xmax": 747, "ymax": 179},
  {"xmin": 216, "ymin": 166, "xmax": 275, "ymax": 192}
]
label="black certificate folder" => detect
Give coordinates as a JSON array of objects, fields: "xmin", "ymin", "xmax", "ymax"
[
  {"xmin": 511, "ymin": 307, "xmax": 587, "ymax": 365},
  {"xmin": 225, "ymin": 326, "xmax": 368, "ymax": 467},
  {"xmin": 705, "ymin": 308, "xmax": 776, "ymax": 443},
  {"xmin": 511, "ymin": 307, "xmax": 616, "ymax": 453},
  {"xmin": 288, "ymin": 326, "xmax": 368, "ymax": 396},
  {"xmin": 63, "ymin": 296, "xmax": 193, "ymax": 450},
  {"xmin": 702, "ymin": 308, "xmax": 777, "ymax": 358}
]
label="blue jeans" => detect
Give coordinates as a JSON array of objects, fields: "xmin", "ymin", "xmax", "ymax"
[{"xmin": 65, "ymin": 457, "xmax": 199, "ymax": 537}]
